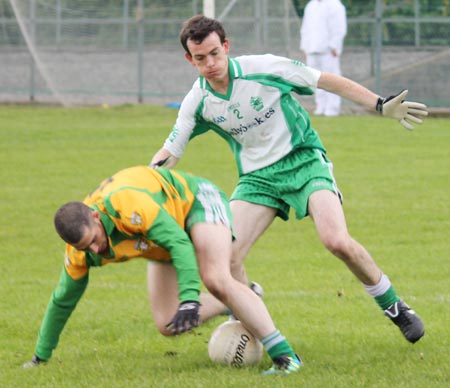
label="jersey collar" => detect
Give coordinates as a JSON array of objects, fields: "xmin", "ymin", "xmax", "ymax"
[
  {"xmin": 91, "ymin": 204, "xmax": 115, "ymax": 237},
  {"xmin": 199, "ymin": 57, "xmax": 242, "ymax": 100},
  {"xmin": 228, "ymin": 57, "xmax": 242, "ymax": 79}
]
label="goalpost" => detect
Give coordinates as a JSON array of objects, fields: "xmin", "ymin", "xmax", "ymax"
[{"xmin": 203, "ymin": 0, "xmax": 215, "ymax": 18}]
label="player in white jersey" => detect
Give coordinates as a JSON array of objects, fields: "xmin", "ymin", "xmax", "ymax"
[
  {"xmin": 151, "ymin": 16, "xmax": 428, "ymax": 369},
  {"xmin": 164, "ymin": 53, "xmax": 324, "ymax": 175}
]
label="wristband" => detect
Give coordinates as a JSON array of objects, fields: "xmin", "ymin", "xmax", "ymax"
[{"xmin": 375, "ymin": 97, "xmax": 385, "ymax": 113}]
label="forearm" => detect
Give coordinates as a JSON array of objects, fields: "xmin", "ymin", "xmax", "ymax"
[
  {"xmin": 35, "ymin": 295, "xmax": 79, "ymax": 359},
  {"xmin": 34, "ymin": 267, "xmax": 88, "ymax": 360},
  {"xmin": 317, "ymin": 73, "xmax": 428, "ymax": 130},
  {"xmin": 317, "ymin": 72, "xmax": 379, "ymax": 111}
]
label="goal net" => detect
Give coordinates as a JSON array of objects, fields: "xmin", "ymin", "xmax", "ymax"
[
  {"xmin": 1, "ymin": 0, "xmax": 202, "ymax": 105},
  {"xmin": 1, "ymin": 1, "xmax": 448, "ymax": 107}
]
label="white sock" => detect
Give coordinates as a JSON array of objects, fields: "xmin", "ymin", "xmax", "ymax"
[{"xmin": 364, "ymin": 273, "xmax": 391, "ymax": 297}]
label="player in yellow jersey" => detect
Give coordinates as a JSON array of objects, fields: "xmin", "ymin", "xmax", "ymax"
[{"xmin": 23, "ymin": 166, "xmax": 301, "ymax": 375}]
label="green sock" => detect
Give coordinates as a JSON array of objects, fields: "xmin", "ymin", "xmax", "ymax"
[
  {"xmin": 261, "ymin": 330, "xmax": 296, "ymax": 360},
  {"xmin": 375, "ymin": 286, "xmax": 400, "ymax": 310}
]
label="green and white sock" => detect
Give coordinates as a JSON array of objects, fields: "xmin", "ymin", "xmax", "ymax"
[
  {"xmin": 364, "ymin": 273, "xmax": 400, "ymax": 310},
  {"xmin": 261, "ymin": 330, "xmax": 296, "ymax": 360}
]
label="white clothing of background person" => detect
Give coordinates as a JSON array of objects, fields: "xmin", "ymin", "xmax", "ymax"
[{"xmin": 300, "ymin": 0, "xmax": 347, "ymax": 116}]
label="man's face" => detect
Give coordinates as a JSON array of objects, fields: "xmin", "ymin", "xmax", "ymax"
[
  {"xmin": 185, "ymin": 31, "xmax": 230, "ymax": 83},
  {"xmin": 72, "ymin": 211, "xmax": 109, "ymax": 256}
]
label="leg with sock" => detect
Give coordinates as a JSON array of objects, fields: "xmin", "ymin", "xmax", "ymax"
[
  {"xmin": 261, "ymin": 330, "xmax": 302, "ymax": 375},
  {"xmin": 365, "ymin": 274, "xmax": 424, "ymax": 343}
]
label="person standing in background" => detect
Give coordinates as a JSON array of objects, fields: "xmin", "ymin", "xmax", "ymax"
[{"xmin": 300, "ymin": 0, "xmax": 347, "ymax": 116}]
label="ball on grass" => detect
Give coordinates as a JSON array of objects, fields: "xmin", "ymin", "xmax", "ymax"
[{"xmin": 208, "ymin": 320, "xmax": 263, "ymax": 367}]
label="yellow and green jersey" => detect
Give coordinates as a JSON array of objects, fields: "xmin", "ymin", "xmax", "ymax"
[{"xmin": 35, "ymin": 166, "xmax": 217, "ymax": 360}]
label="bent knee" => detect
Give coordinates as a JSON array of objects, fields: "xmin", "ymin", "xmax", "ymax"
[
  {"xmin": 152, "ymin": 312, "xmax": 176, "ymax": 336},
  {"xmin": 157, "ymin": 327, "xmax": 173, "ymax": 337},
  {"xmin": 322, "ymin": 234, "xmax": 352, "ymax": 258},
  {"xmin": 154, "ymin": 320, "xmax": 175, "ymax": 337},
  {"xmin": 202, "ymin": 275, "xmax": 231, "ymax": 301}
]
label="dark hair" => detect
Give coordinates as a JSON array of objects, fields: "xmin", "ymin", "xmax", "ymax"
[
  {"xmin": 180, "ymin": 15, "xmax": 226, "ymax": 55},
  {"xmin": 54, "ymin": 201, "xmax": 93, "ymax": 244}
]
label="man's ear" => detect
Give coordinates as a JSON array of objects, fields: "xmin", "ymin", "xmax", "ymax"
[
  {"xmin": 185, "ymin": 52, "xmax": 195, "ymax": 66},
  {"xmin": 223, "ymin": 39, "xmax": 230, "ymax": 54},
  {"xmin": 92, "ymin": 210, "xmax": 101, "ymax": 221}
]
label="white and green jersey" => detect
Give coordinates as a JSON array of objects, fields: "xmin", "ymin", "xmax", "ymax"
[{"xmin": 164, "ymin": 54, "xmax": 326, "ymax": 175}]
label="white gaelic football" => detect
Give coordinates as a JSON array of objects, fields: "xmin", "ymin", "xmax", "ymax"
[{"xmin": 208, "ymin": 320, "xmax": 263, "ymax": 367}]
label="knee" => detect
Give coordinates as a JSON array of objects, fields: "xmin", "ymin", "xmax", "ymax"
[
  {"xmin": 152, "ymin": 309, "xmax": 177, "ymax": 337},
  {"xmin": 231, "ymin": 241, "xmax": 246, "ymax": 264},
  {"xmin": 157, "ymin": 327, "xmax": 173, "ymax": 337},
  {"xmin": 230, "ymin": 244, "xmax": 249, "ymax": 278},
  {"xmin": 153, "ymin": 319, "xmax": 174, "ymax": 337},
  {"xmin": 229, "ymin": 257, "xmax": 245, "ymax": 279},
  {"xmin": 201, "ymin": 273, "xmax": 230, "ymax": 302},
  {"xmin": 322, "ymin": 233, "xmax": 352, "ymax": 259}
]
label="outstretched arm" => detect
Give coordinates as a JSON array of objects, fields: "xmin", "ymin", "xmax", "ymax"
[
  {"xmin": 318, "ymin": 72, "xmax": 379, "ymax": 110},
  {"xmin": 317, "ymin": 72, "xmax": 428, "ymax": 130},
  {"xmin": 23, "ymin": 266, "xmax": 89, "ymax": 368}
]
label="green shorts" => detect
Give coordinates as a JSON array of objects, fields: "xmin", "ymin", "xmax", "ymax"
[
  {"xmin": 230, "ymin": 148, "xmax": 342, "ymax": 221},
  {"xmin": 186, "ymin": 179, "xmax": 234, "ymax": 234}
]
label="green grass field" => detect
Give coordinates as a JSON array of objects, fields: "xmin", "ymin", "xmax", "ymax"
[{"xmin": 0, "ymin": 105, "xmax": 449, "ymax": 388}]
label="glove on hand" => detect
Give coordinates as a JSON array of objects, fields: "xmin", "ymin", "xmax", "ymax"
[
  {"xmin": 22, "ymin": 354, "xmax": 46, "ymax": 369},
  {"xmin": 166, "ymin": 301, "xmax": 200, "ymax": 335},
  {"xmin": 376, "ymin": 89, "xmax": 428, "ymax": 130}
]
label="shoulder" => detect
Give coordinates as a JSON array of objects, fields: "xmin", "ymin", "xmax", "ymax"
[
  {"xmin": 304, "ymin": 0, "xmax": 317, "ymax": 12},
  {"xmin": 234, "ymin": 54, "xmax": 293, "ymax": 74},
  {"xmin": 64, "ymin": 245, "xmax": 90, "ymax": 279},
  {"xmin": 235, "ymin": 53, "xmax": 284, "ymax": 64},
  {"xmin": 328, "ymin": 0, "xmax": 346, "ymax": 12},
  {"xmin": 180, "ymin": 80, "xmax": 207, "ymax": 109},
  {"xmin": 104, "ymin": 187, "xmax": 160, "ymax": 230}
]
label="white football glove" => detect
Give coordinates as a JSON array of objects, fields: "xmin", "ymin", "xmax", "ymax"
[{"xmin": 376, "ymin": 89, "xmax": 428, "ymax": 130}]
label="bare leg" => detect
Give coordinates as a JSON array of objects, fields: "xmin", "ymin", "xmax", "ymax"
[
  {"xmin": 191, "ymin": 223, "xmax": 276, "ymax": 339},
  {"xmin": 147, "ymin": 262, "xmax": 227, "ymax": 336},
  {"xmin": 199, "ymin": 293, "xmax": 228, "ymax": 319},
  {"xmin": 229, "ymin": 200, "xmax": 277, "ymax": 284},
  {"xmin": 308, "ymin": 190, "xmax": 382, "ymax": 285}
]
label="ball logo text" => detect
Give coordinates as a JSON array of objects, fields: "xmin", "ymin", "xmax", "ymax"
[{"xmin": 231, "ymin": 334, "xmax": 251, "ymax": 367}]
